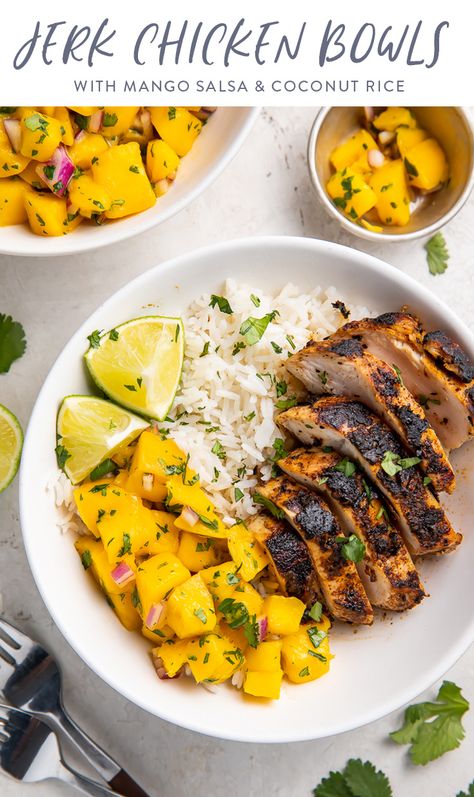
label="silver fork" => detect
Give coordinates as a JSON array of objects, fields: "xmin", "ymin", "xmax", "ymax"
[
  {"xmin": 0, "ymin": 703, "xmax": 124, "ymax": 795},
  {"xmin": 0, "ymin": 616, "xmax": 150, "ymax": 796}
]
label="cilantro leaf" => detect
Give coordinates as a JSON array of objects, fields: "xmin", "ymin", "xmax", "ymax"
[
  {"xmin": 253, "ymin": 492, "xmax": 284, "ymax": 519},
  {"xmin": 390, "ymin": 680, "xmax": 470, "ymax": 765},
  {"xmin": 90, "ymin": 458, "xmax": 118, "ymax": 480},
  {"xmin": 0, "ymin": 314, "xmax": 26, "ymax": 373},
  {"xmin": 457, "ymin": 781, "xmax": 474, "ymax": 797},
  {"xmin": 425, "ymin": 232, "xmax": 449, "ymax": 276},
  {"xmin": 209, "ymin": 294, "xmax": 233, "ymax": 314},
  {"xmin": 313, "ymin": 770, "xmax": 353, "ymax": 797},
  {"xmin": 343, "ymin": 759, "xmax": 392, "ymax": 797},
  {"xmin": 239, "ymin": 310, "xmax": 279, "ymax": 345},
  {"xmin": 381, "ymin": 451, "xmax": 421, "ymax": 477},
  {"xmin": 336, "ymin": 534, "xmax": 366, "ymax": 563},
  {"xmin": 307, "ymin": 601, "xmax": 323, "ymax": 622},
  {"xmin": 55, "ymin": 444, "xmax": 71, "ymax": 470}
]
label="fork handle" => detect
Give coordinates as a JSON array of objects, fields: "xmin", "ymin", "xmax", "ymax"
[
  {"xmin": 50, "ymin": 705, "xmax": 149, "ymax": 797},
  {"xmin": 61, "ymin": 762, "xmax": 125, "ymax": 797}
]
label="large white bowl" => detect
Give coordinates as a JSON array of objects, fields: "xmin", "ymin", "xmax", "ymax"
[
  {"xmin": 20, "ymin": 237, "xmax": 474, "ymax": 743},
  {"xmin": 0, "ymin": 108, "xmax": 258, "ymax": 257}
]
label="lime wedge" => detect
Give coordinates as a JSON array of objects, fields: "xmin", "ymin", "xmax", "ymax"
[
  {"xmin": 0, "ymin": 404, "xmax": 23, "ymax": 493},
  {"xmin": 84, "ymin": 316, "xmax": 184, "ymax": 421},
  {"xmin": 56, "ymin": 395, "xmax": 149, "ymax": 484}
]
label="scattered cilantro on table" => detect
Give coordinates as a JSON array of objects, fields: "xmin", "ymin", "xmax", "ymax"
[
  {"xmin": 390, "ymin": 681, "xmax": 469, "ymax": 765},
  {"xmin": 0, "ymin": 314, "xmax": 26, "ymax": 373},
  {"xmin": 457, "ymin": 781, "xmax": 474, "ymax": 797},
  {"xmin": 312, "ymin": 759, "xmax": 392, "ymax": 797},
  {"xmin": 425, "ymin": 232, "xmax": 449, "ymax": 276}
]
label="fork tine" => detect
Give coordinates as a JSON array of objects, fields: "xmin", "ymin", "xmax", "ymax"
[
  {"xmin": 0, "ymin": 617, "xmax": 25, "ymax": 650},
  {"xmin": 0, "ymin": 644, "xmax": 16, "ymax": 668}
]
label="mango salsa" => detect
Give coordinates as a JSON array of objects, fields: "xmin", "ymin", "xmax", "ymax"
[
  {"xmin": 166, "ymin": 573, "xmax": 216, "ymax": 638},
  {"xmin": 0, "ymin": 179, "xmax": 28, "ymax": 226},
  {"xmin": 149, "ymin": 107, "xmax": 202, "ymax": 156}
]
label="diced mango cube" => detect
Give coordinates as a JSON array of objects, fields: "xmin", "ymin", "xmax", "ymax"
[
  {"xmin": 101, "ymin": 107, "xmax": 140, "ymax": 138},
  {"xmin": 20, "ymin": 109, "xmax": 63, "ymax": 161},
  {"xmin": 233, "ymin": 583, "xmax": 264, "ymax": 618},
  {"xmin": 0, "ymin": 121, "xmax": 29, "ymax": 177},
  {"xmin": 149, "ymin": 107, "xmax": 202, "ymax": 156},
  {"xmin": 404, "ymin": 138, "xmax": 449, "ymax": 191},
  {"xmin": 24, "ymin": 193, "xmax": 69, "ymax": 236},
  {"xmin": 126, "ymin": 431, "xmax": 191, "ymax": 503},
  {"xmin": 68, "ymin": 173, "xmax": 112, "ymax": 218},
  {"xmin": 327, "ymin": 169, "xmax": 377, "ymax": 220},
  {"xmin": 68, "ymin": 132, "xmax": 109, "ymax": 170},
  {"xmin": 91, "ymin": 142, "xmax": 155, "ymax": 219},
  {"xmin": 18, "ymin": 161, "xmax": 44, "ymax": 189},
  {"xmin": 54, "ymin": 107, "xmax": 75, "ymax": 146},
  {"xmin": 369, "ymin": 159, "xmax": 411, "ymax": 226},
  {"xmin": 281, "ymin": 618, "xmax": 331, "ymax": 684},
  {"xmin": 136, "ymin": 510, "xmax": 180, "ymax": 557},
  {"xmin": 169, "ymin": 480, "xmax": 227, "ymax": 539},
  {"xmin": 142, "ymin": 623, "xmax": 175, "ymax": 645},
  {"xmin": 245, "ymin": 640, "xmax": 282, "ymax": 672},
  {"xmin": 146, "ymin": 139, "xmax": 180, "ymax": 183},
  {"xmin": 155, "ymin": 639, "xmax": 189, "ymax": 677},
  {"xmin": 178, "ymin": 532, "xmax": 222, "ymax": 572},
  {"xmin": 74, "ymin": 536, "xmax": 135, "ymax": 595},
  {"xmin": 227, "ymin": 525, "xmax": 269, "ymax": 581},
  {"xmin": 201, "ymin": 561, "xmax": 243, "ymax": 604},
  {"xmin": 136, "ymin": 553, "xmax": 190, "ymax": 625},
  {"xmin": 373, "ymin": 107, "xmax": 416, "ymax": 132},
  {"xmin": 97, "ymin": 503, "xmax": 157, "ymax": 563},
  {"xmin": 396, "ymin": 127, "xmax": 428, "ymax": 160},
  {"xmin": 107, "ymin": 590, "xmax": 142, "ymax": 632},
  {"xmin": 263, "ymin": 595, "xmax": 305, "ymax": 636},
  {"xmin": 244, "ymin": 670, "xmax": 283, "ymax": 700},
  {"xmin": 74, "ymin": 481, "xmax": 136, "ymax": 536},
  {"xmin": 330, "ymin": 129, "xmax": 379, "ymax": 171},
  {"xmin": 0, "ymin": 179, "xmax": 28, "ymax": 226},
  {"xmin": 166, "ymin": 573, "xmax": 216, "ymax": 639},
  {"xmin": 184, "ymin": 633, "xmax": 243, "ymax": 684}
]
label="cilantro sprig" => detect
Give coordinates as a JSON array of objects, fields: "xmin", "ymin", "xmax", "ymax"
[
  {"xmin": 0, "ymin": 314, "xmax": 26, "ymax": 373},
  {"xmin": 313, "ymin": 758, "xmax": 392, "ymax": 797},
  {"xmin": 390, "ymin": 680, "xmax": 469, "ymax": 765},
  {"xmin": 425, "ymin": 232, "xmax": 449, "ymax": 276}
]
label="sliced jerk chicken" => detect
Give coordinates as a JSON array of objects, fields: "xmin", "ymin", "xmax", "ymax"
[
  {"xmin": 255, "ymin": 477, "xmax": 374, "ymax": 625},
  {"xmin": 286, "ymin": 336, "xmax": 454, "ymax": 493},
  {"xmin": 278, "ymin": 447, "xmax": 425, "ymax": 611},
  {"xmin": 277, "ymin": 397, "xmax": 461, "ymax": 556},
  {"xmin": 332, "ymin": 312, "xmax": 474, "ymax": 450},
  {"xmin": 248, "ymin": 513, "xmax": 320, "ymax": 606}
]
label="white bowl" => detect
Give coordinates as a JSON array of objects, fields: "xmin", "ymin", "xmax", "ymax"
[
  {"xmin": 0, "ymin": 108, "xmax": 258, "ymax": 257},
  {"xmin": 20, "ymin": 237, "xmax": 474, "ymax": 742}
]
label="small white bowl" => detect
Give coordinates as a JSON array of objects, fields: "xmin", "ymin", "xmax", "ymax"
[
  {"xmin": 20, "ymin": 237, "xmax": 474, "ymax": 743},
  {"xmin": 308, "ymin": 106, "xmax": 474, "ymax": 242},
  {"xmin": 0, "ymin": 108, "xmax": 259, "ymax": 257}
]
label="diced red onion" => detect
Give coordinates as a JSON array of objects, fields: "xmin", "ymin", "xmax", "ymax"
[
  {"xmin": 257, "ymin": 615, "xmax": 268, "ymax": 643},
  {"xmin": 36, "ymin": 145, "xmax": 75, "ymax": 196},
  {"xmin": 367, "ymin": 149, "xmax": 385, "ymax": 169},
  {"xmin": 181, "ymin": 506, "xmax": 199, "ymax": 527},
  {"xmin": 3, "ymin": 119, "xmax": 21, "ymax": 153},
  {"xmin": 378, "ymin": 130, "xmax": 395, "ymax": 146},
  {"xmin": 74, "ymin": 129, "xmax": 87, "ymax": 143},
  {"xmin": 89, "ymin": 110, "xmax": 104, "ymax": 133},
  {"xmin": 110, "ymin": 561, "xmax": 135, "ymax": 587},
  {"xmin": 142, "ymin": 473, "xmax": 154, "ymax": 492},
  {"xmin": 146, "ymin": 602, "xmax": 165, "ymax": 629},
  {"xmin": 364, "ymin": 106, "xmax": 375, "ymax": 123}
]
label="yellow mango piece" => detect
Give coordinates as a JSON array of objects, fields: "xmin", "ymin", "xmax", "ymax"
[
  {"xmin": 0, "ymin": 121, "xmax": 29, "ymax": 177},
  {"xmin": 149, "ymin": 107, "xmax": 202, "ymax": 156},
  {"xmin": 146, "ymin": 139, "xmax": 180, "ymax": 183},
  {"xmin": 67, "ymin": 106, "xmax": 101, "ymax": 116},
  {"xmin": 166, "ymin": 573, "xmax": 216, "ymax": 639},
  {"xmin": 327, "ymin": 169, "xmax": 377, "ymax": 220},
  {"xmin": 350, "ymin": 153, "xmax": 373, "ymax": 177},
  {"xmin": 68, "ymin": 173, "xmax": 112, "ymax": 218},
  {"xmin": 142, "ymin": 623, "xmax": 175, "ymax": 644},
  {"xmin": 169, "ymin": 481, "xmax": 227, "ymax": 539},
  {"xmin": 263, "ymin": 595, "xmax": 305, "ymax": 636},
  {"xmin": 74, "ymin": 536, "xmax": 135, "ymax": 595},
  {"xmin": 136, "ymin": 510, "xmax": 180, "ymax": 557},
  {"xmin": 101, "ymin": 107, "xmax": 140, "ymax": 138},
  {"xmin": 244, "ymin": 670, "xmax": 282, "ymax": 700},
  {"xmin": 245, "ymin": 640, "xmax": 282, "ymax": 672},
  {"xmin": 281, "ymin": 618, "xmax": 331, "ymax": 684},
  {"xmin": 369, "ymin": 159, "xmax": 411, "ymax": 226},
  {"xmin": 39, "ymin": 107, "xmax": 56, "ymax": 117},
  {"xmin": 184, "ymin": 633, "xmax": 244, "ymax": 684},
  {"xmin": 24, "ymin": 192, "xmax": 69, "ymax": 236},
  {"xmin": 330, "ymin": 128, "xmax": 379, "ymax": 171},
  {"xmin": 396, "ymin": 127, "xmax": 428, "ymax": 160},
  {"xmin": 68, "ymin": 132, "xmax": 109, "ymax": 171},
  {"xmin": 91, "ymin": 142, "xmax": 155, "ymax": 219},
  {"xmin": 359, "ymin": 218, "xmax": 383, "ymax": 233},
  {"xmin": 156, "ymin": 639, "xmax": 189, "ymax": 677},
  {"xmin": 98, "ymin": 505, "xmax": 157, "ymax": 564},
  {"xmin": 217, "ymin": 622, "xmax": 248, "ymax": 653},
  {"xmin": 178, "ymin": 532, "xmax": 222, "ymax": 572},
  {"xmin": 106, "ymin": 589, "xmax": 142, "ymax": 632},
  {"xmin": 0, "ymin": 179, "xmax": 28, "ymax": 226},
  {"xmin": 74, "ymin": 481, "xmax": 141, "ymax": 536},
  {"xmin": 54, "ymin": 107, "xmax": 74, "ymax": 146},
  {"xmin": 19, "ymin": 160, "xmax": 44, "ymax": 189},
  {"xmin": 113, "ymin": 470, "xmax": 129, "ymax": 488},
  {"xmin": 404, "ymin": 138, "xmax": 449, "ymax": 191},
  {"xmin": 136, "ymin": 553, "xmax": 190, "ymax": 624},
  {"xmin": 126, "ymin": 431, "xmax": 192, "ymax": 503},
  {"xmin": 227, "ymin": 525, "xmax": 269, "ymax": 581},
  {"xmin": 373, "ymin": 107, "xmax": 416, "ymax": 132},
  {"xmin": 234, "ymin": 583, "xmax": 264, "ymax": 618},
  {"xmin": 20, "ymin": 109, "xmax": 63, "ymax": 161},
  {"xmin": 201, "ymin": 561, "xmax": 243, "ymax": 604}
]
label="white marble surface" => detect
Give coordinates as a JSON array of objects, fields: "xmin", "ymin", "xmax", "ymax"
[{"xmin": 0, "ymin": 107, "xmax": 473, "ymax": 797}]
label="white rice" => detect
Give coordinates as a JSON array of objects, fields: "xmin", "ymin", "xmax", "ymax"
[
  {"xmin": 158, "ymin": 279, "xmax": 371, "ymax": 523},
  {"xmin": 46, "ymin": 470, "xmax": 88, "ymax": 536}
]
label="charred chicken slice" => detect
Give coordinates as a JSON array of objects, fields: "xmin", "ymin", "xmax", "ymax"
[
  {"xmin": 333, "ymin": 312, "xmax": 474, "ymax": 450},
  {"xmin": 248, "ymin": 513, "xmax": 320, "ymax": 606},
  {"xmin": 423, "ymin": 330, "xmax": 474, "ymax": 383},
  {"xmin": 277, "ymin": 397, "xmax": 461, "ymax": 556},
  {"xmin": 286, "ymin": 336, "xmax": 454, "ymax": 493},
  {"xmin": 255, "ymin": 477, "xmax": 374, "ymax": 625},
  {"xmin": 278, "ymin": 447, "xmax": 425, "ymax": 611}
]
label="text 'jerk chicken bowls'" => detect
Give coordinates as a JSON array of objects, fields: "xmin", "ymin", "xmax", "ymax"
[
  {"xmin": 20, "ymin": 238, "xmax": 474, "ymax": 742},
  {"xmin": 0, "ymin": 105, "xmax": 258, "ymax": 256}
]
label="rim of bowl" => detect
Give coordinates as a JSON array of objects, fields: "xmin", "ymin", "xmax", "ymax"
[
  {"xmin": 0, "ymin": 108, "xmax": 260, "ymax": 258},
  {"xmin": 19, "ymin": 235, "xmax": 474, "ymax": 743},
  {"xmin": 307, "ymin": 106, "xmax": 474, "ymax": 243}
]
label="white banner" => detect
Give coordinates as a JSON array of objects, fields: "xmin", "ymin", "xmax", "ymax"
[{"xmin": 0, "ymin": 0, "xmax": 471, "ymax": 105}]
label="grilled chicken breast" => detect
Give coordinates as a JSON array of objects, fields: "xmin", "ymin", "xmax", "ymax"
[
  {"xmin": 423, "ymin": 330, "xmax": 474, "ymax": 383},
  {"xmin": 248, "ymin": 512, "xmax": 320, "ymax": 606},
  {"xmin": 286, "ymin": 337, "xmax": 454, "ymax": 493},
  {"xmin": 278, "ymin": 448, "xmax": 425, "ymax": 611},
  {"xmin": 333, "ymin": 312, "xmax": 474, "ymax": 450},
  {"xmin": 277, "ymin": 397, "xmax": 461, "ymax": 556},
  {"xmin": 255, "ymin": 477, "xmax": 374, "ymax": 625}
]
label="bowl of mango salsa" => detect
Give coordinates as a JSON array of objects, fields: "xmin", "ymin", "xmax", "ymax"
[
  {"xmin": 0, "ymin": 105, "xmax": 258, "ymax": 256},
  {"xmin": 308, "ymin": 106, "xmax": 474, "ymax": 241}
]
